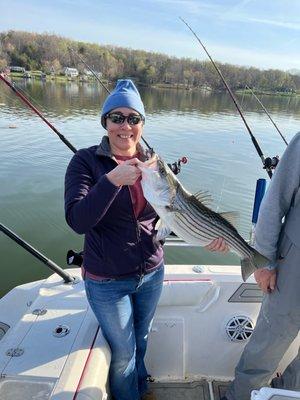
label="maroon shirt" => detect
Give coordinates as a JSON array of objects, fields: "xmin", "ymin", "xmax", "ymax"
[{"xmin": 114, "ymin": 153, "xmax": 147, "ymax": 218}]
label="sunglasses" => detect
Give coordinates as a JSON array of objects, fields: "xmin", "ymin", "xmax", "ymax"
[{"xmin": 106, "ymin": 112, "xmax": 144, "ymax": 126}]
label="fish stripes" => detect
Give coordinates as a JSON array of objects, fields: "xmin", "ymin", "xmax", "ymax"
[
  {"xmin": 175, "ymin": 198, "xmax": 252, "ymax": 257},
  {"xmin": 176, "ymin": 189, "xmax": 252, "ymax": 256},
  {"xmin": 140, "ymin": 155, "xmax": 270, "ymax": 281}
]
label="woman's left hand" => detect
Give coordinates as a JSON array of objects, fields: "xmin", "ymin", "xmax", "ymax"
[{"xmin": 205, "ymin": 237, "xmax": 229, "ymax": 253}]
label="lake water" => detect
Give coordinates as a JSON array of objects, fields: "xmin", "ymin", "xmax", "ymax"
[{"xmin": 1, "ymin": 79, "xmax": 299, "ymax": 298}]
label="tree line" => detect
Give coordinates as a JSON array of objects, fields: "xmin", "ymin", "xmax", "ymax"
[{"xmin": 1, "ymin": 30, "xmax": 299, "ymax": 92}]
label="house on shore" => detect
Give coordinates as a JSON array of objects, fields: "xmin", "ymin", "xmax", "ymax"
[
  {"xmin": 62, "ymin": 67, "xmax": 79, "ymax": 77},
  {"xmin": 9, "ymin": 66, "xmax": 26, "ymax": 73},
  {"xmin": 83, "ymin": 69, "xmax": 102, "ymax": 78}
]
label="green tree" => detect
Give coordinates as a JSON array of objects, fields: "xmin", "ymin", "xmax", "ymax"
[{"xmin": 1, "ymin": 30, "xmax": 299, "ymax": 92}]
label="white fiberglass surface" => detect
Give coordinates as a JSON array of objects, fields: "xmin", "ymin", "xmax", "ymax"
[{"xmin": 0, "ymin": 377, "xmax": 56, "ymax": 400}]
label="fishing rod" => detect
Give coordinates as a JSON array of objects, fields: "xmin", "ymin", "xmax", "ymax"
[
  {"xmin": 0, "ymin": 63, "xmax": 179, "ymax": 282},
  {"xmin": 180, "ymin": 17, "xmax": 273, "ymax": 179},
  {"xmin": 0, "ymin": 223, "xmax": 75, "ymax": 284},
  {"xmin": 1, "ymin": 61, "xmax": 183, "ymax": 170},
  {"xmin": 68, "ymin": 46, "xmax": 110, "ymax": 94},
  {"xmin": 0, "ymin": 71, "xmax": 153, "ymax": 155},
  {"xmin": 0, "ymin": 73, "xmax": 77, "ymax": 153},
  {"xmin": 1, "ymin": 57, "xmax": 184, "ymax": 171},
  {"xmin": 68, "ymin": 47, "xmax": 154, "ymax": 154},
  {"xmin": 0, "ymin": 76, "xmax": 78, "ymax": 283},
  {"xmin": 245, "ymin": 85, "xmax": 288, "ymax": 146}
]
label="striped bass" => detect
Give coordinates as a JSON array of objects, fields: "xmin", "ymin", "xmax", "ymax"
[{"xmin": 139, "ymin": 155, "xmax": 270, "ymax": 281}]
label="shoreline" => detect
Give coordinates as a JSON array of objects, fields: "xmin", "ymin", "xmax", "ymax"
[{"xmin": 7, "ymin": 72, "xmax": 300, "ymax": 97}]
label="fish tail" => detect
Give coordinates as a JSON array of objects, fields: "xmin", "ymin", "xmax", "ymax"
[{"xmin": 241, "ymin": 249, "xmax": 270, "ymax": 282}]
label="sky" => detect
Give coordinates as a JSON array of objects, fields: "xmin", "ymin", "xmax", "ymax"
[{"xmin": 1, "ymin": 0, "xmax": 300, "ymax": 71}]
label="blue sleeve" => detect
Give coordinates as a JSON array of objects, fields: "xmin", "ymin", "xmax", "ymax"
[{"xmin": 64, "ymin": 149, "xmax": 121, "ymax": 234}]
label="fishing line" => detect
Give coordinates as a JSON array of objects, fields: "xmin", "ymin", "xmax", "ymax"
[
  {"xmin": 0, "ymin": 86, "xmax": 29, "ymax": 128},
  {"xmin": 286, "ymin": 95, "xmax": 292, "ymax": 114},
  {"xmin": 0, "ymin": 72, "xmax": 48, "ymax": 114},
  {"xmin": 246, "ymin": 85, "xmax": 288, "ymax": 146},
  {"xmin": 215, "ymin": 175, "xmax": 226, "ymax": 213},
  {"xmin": 0, "ymin": 83, "xmax": 21, "ymax": 106},
  {"xmin": 240, "ymin": 86, "xmax": 246, "ymax": 109},
  {"xmin": 68, "ymin": 46, "xmax": 110, "ymax": 94},
  {"xmin": 180, "ymin": 17, "xmax": 274, "ymax": 179},
  {"xmin": 13, "ymin": 81, "xmax": 48, "ymax": 113}
]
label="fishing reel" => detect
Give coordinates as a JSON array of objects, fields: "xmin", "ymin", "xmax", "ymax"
[
  {"xmin": 67, "ymin": 249, "xmax": 83, "ymax": 266},
  {"xmin": 263, "ymin": 155, "xmax": 279, "ymax": 170},
  {"xmin": 167, "ymin": 156, "xmax": 188, "ymax": 175}
]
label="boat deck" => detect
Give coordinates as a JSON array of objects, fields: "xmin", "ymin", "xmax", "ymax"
[
  {"xmin": 150, "ymin": 380, "xmax": 229, "ymax": 400},
  {"xmin": 0, "ymin": 266, "xmax": 299, "ymax": 400}
]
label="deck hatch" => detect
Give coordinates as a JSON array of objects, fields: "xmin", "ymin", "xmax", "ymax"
[
  {"xmin": 0, "ymin": 377, "xmax": 56, "ymax": 400},
  {"xmin": 228, "ymin": 283, "xmax": 263, "ymax": 303},
  {"xmin": 149, "ymin": 380, "xmax": 210, "ymax": 400}
]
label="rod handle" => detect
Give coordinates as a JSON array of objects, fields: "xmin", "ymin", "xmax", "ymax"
[{"xmin": 251, "ymin": 179, "xmax": 267, "ymax": 224}]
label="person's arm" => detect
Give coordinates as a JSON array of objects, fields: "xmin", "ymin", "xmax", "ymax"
[
  {"xmin": 65, "ymin": 150, "xmax": 142, "ymax": 234},
  {"xmin": 254, "ymin": 133, "xmax": 300, "ymax": 266},
  {"xmin": 254, "ymin": 133, "xmax": 300, "ymax": 292},
  {"xmin": 205, "ymin": 133, "xmax": 300, "ymax": 290},
  {"xmin": 64, "ymin": 149, "xmax": 121, "ymax": 234}
]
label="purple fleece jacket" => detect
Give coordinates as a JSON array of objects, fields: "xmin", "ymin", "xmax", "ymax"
[{"xmin": 64, "ymin": 136, "xmax": 163, "ymax": 278}]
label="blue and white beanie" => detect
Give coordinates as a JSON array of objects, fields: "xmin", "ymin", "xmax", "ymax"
[{"xmin": 101, "ymin": 79, "xmax": 145, "ymax": 128}]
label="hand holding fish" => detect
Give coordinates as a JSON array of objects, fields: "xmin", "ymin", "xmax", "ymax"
[
  {"xmin": 106, "ymin": 158, "xmax": 141, "ymax": 186},
  {"xmin": 205, "ymin": 237, "xmax": 230, "ymax": 253},
  {"xmin": 137, "ymin": 155, "xmax": 158, "ymax": 169}
]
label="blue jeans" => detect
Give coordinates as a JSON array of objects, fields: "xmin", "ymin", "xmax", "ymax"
[{"xmin": 85, "ymin": 264, "xmax": 164, "ymax": 400}]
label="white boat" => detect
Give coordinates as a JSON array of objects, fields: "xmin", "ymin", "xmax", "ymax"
[{"xmin": 0, "ymin": 239, "xmax": 299, "ymax": 400}]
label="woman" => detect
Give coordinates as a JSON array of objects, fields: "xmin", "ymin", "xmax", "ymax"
[{"xmin": 65, "ymin": 79, "xmax": 164, "ymax": 400}]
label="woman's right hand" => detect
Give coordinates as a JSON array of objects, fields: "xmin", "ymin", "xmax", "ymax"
[{"xmin": 106, "ymin": 158, "xmax": 141, "ymax": 186}]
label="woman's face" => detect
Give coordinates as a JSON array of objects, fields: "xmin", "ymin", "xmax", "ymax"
[{"xmin": 106, "ymin": 107, "xmax": 143, "ymax": 156}]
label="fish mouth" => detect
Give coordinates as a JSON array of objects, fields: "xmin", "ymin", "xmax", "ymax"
[{"xmin": 142, "ymin": 153, "xmax": 159, "ymax": 168}]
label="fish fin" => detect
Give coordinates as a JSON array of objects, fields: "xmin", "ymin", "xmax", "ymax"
[
  {"xmin": 192, "ymin": 190, "xmax": 213, "ymax": 206},
  {"xmin": 156, "ymin": 219, "xmax": 172, "ymax": 241},
  {"xmin": 165, "ymin": 204, "xmax": 186, "ymax": 213},
  {"xmin": 241, "ymin": 258, "xmax": 256, "ymax": 282},
  {"xmin": 252, "ymin": 249, "xmax": 271, "ymax": 269},
  {"xmin": 241, "ymin": 250, "xmax": 270, "ymax": 281},
  {"xmin": 219, "ymin": 211, "xmax": 239, "ymax": 227}
]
